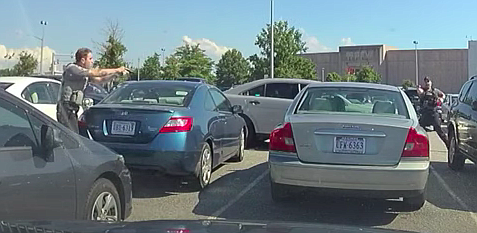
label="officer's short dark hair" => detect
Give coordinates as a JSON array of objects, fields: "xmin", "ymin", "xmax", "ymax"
[
  {"xmin": 75, "ymin": 48, "xmax": 92, "ymax": 63},
  {"xmin": 424, "ymin": 76, "xmax": 431, "ymax": 82}
]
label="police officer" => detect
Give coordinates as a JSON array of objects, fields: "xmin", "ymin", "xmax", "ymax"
[
  {"xmin": 57, "ymin": 48, "xmax": 128, "ymax": 133},
  {"xmin": 417, "ymin": 76, "xmax": 448, "ymax": 146}
]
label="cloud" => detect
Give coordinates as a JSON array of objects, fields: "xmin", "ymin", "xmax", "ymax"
[
  {"xmin": 299, "ymin": 29, "xmax": 332, "ymax": 53},
  {"xmin": 182, "ymin": 36, "xmax": 231, "ymax": 59},
  {"xmin": 340, "ymin": 37, "xmax": 355, "ymax": 46},
  {"xmin": 0, "ymin": 44, "xmax": 56, "ymax": 72}
]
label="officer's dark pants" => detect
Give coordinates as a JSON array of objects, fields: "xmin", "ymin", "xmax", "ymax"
[
  {"xmin": 419, "ymin": 110, "xmax": 448, "ymax": 147},
  {"xmin": 57, "ymin": 101, "xmax": 79, "ymax": 134}
]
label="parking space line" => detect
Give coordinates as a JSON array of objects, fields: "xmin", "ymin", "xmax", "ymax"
[
  {"xmin": 207, "ymin": 169, "xmax": 269, "ymax": 220},
  {"xmin": 430, "ymin": 165, "xmax": 477, "ymax": 226}
]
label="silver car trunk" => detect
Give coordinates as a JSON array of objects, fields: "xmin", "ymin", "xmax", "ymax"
[{"xmin": 290, "ymin": 114, "xmax": 414, "ymax": 166}]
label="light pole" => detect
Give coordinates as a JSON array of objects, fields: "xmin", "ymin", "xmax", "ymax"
[
  {"xmin": 37, "ymin": 20, "xmax": 48, "ymax": 74},
  {"xmin": 137, "ymin": 57, "xmax": 141, "ymax": 81},
  {"xmin": 161, "ymin": 48, "xmax": 165, "ymax": 66},
  {"xmin": 321, "ymin": 68, "xmax": 325, "ymax": 82},
  {"xmin": 413, "ymin": 41, "xmax": 419, "ymax": 86},
  {"xmin": 270, "ymin": 0, "xmax": 274, "ymax": 79}
]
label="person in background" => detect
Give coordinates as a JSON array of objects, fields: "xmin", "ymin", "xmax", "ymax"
[
  {"xmin": 57, "ymin": 47, "xmax": 128, "ymax": 133},
  {"xmin": 417, "ymin": 76, "xmax": 448, "ymax": 147}
]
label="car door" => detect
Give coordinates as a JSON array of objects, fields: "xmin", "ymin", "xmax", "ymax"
[
  {"xmin": 246, "ymin": 82, "xmax": 299, "ymax": 135},
  {"xmin": 21, "ymin": 82, "xmax": 57, "ymax": 120},
  {"xmin": 209, "ymin": 88, "xmax": 236, "ymax": 159},
  {"xmin": 0, "ymin": 97, "xmax": 76, "ymax": 220},
  {"xmin": 456, "ymin": 81, "xmax": 475, "ymax": 156},
  {"xmin": 204, "ymin": 89, "xmax": 225, "ymax": 165}
]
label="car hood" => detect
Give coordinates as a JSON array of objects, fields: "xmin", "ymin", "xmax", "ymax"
[{"xmin": 0, "ymin": 220, "xmax": 417, "ymax": 233}]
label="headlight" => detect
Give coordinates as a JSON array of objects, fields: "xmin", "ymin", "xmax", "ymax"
[
  {"xmin": 83, "ymin": 98, "xmax": 94, "ymax": 109},
  {"xmin": 118, "ymin": 155, "xmax": 125, "ymax": 164}
]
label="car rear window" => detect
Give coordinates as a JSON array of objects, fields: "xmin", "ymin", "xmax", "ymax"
[
  {"xmin": 102, "ymin": 83, "xmax": 195, "ymax": 107},
  {"xmin": 296, "ymin": 87, "xmax": 409, "ymax": 118},
  {"xmin": 0, "ymin": 82, "xmax": 13, "ymax": 90}
]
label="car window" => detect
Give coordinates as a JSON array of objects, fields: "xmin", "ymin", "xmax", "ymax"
[
  {"xmin": 243, "ymin": 85, "xmax": 264, "ymax": 97},
  {"xmin": 0, "ymin": 82, "xmax": 13, "ymax": 90},
  {"xmin": 47, "ymin": 82, "xmax": 60, "ymax": 102},
  {"xmin": 22, "ymin": 82, "xmax": 54, "ymax": 104},
  {"xmin": 299, "ymin": 83, "xmax": 308, "ymax": 91},
  {"xmin": 209, "ymin": 89, "xmax": 232, "ymax": 112},
  {"xmin": 297, "ymin": 87, "xmax": 408, "ymax": 118},
  {"xmin": 463, "ymin": 82, "xmax": 477, "ymax": 106},
  {"xmin": 204, "ymin": 90, "xmax": 216, "ymax": 111},
  {"xmin": 0, "ymin": 98, "xmax": 38, "ymax": 149},
  {"xmin": 265, "ymin": 83, "xmax": 299, "ymax": 99},
  {"xmin": 28, "ymin": 114, "xmax": 78, "ymax": 149},
  {"xmin": 459, "ymin": 82, "xmax": 472, "ymax": 102}
]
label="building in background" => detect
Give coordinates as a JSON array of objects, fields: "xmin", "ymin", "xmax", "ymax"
[{"xmin": 300, "ymin": 44, "xmax": 471, "ymax": 93}]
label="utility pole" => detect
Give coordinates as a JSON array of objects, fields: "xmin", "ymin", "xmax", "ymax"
[
  {"xmin": 321, "ymin": 68, "xmax": 325, "ymax": 82},
  {"xmin": 161, "ymin": 48, "xmax": 165, "ymax": 66},
  {"xmin": 270, "ymin": 0, "xmax": 274, "ymax": 79},
  {"xmin": 413, "ymin": 41, "xmax": 419, "ymax": 86},
  {"xmin": 39, "ymin": 21, "xmax": 47, "ymax": 74},
  {"xmin": 137, "ymin": 57, "xmax": 140, "ymax": 81}
]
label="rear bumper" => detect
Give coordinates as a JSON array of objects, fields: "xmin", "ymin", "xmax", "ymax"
[
  {"xmin": 101, "ymin": 142, "xmax": 202, "ymax": 176},
  {"xmin": 269, "ymin": 152, "xmax": 429, "ymax": 198}
]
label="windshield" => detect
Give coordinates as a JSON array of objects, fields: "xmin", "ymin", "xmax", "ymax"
[
  {"xmin": 297, "ymin": 87, "xmax": 408, "ymax": 118},
  {"xmin": 102, "ymin": 83, "xmax": 194, "ymax": 107}
]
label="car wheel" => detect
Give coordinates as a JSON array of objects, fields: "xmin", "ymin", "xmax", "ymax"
[
  {"xmin": 196, "ymin": 143, "xmax": 212, "ymax": 189},
  {"xmin": 403, "ymin": 193, "xmax": 425, "ymax": 210},
  {"xmin": 448, "ymin": 132, "xmax": 465, "ymax": 171},
  {"xmin": 245, "ymin": 121, "xmax": 256, "ymax": 149},
  {"xmin": 85, "ymin": 178, "xmax": 121, "ymax": 222},
  {"xmin": 270, "ymin": 181, "xmax": 290, "ymax": 202},
  {"xmin": 231, "ymin": 128, "xmax": 245, "ymax": 162}
]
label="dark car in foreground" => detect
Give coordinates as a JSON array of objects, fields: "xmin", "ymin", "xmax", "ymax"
[
  {"xmin": 447, "ymin": 77, "xmax": 477, "ymax": 170},
  {"xmin": 0, "ymin": 89, "xmax": 132, "ymax": 221},
  {"xmin": 80, "ymin": 81, "xmax": 246, "ymax": 188}
]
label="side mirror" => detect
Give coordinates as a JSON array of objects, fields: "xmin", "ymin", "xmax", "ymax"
[
  {"xmin": 472, "ymin": 101, "xmax": 477, "ymax": 111},
  {"xmin": 83, "ymin": 98, "xmax": 94, "ymax": 110},
  {"xmin": 41, "ymin": 125, "xmax": 62, "ymax": 155},
  {"xmin": 232, "ymin": 105, "xmax": 243, "ymax": 114}
]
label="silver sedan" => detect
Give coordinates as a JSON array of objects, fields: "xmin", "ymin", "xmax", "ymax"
[{"xmin": 269, "ymin": 82, "xmax": 429, "ymax": 210}]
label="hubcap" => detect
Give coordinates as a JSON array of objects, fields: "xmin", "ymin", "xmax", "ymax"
[
  {"xmin": 201, "ymin": 147, "xmax": 212, "ymax": 185},
  {"xmin": 91, "ymin": 192, "xmax": 118, "ymax": 222}
]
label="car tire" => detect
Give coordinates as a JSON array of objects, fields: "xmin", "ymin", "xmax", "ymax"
[
  {"xmin": 448, "ymin": 132, "xmax": 465, "ymax": 171},
  {"xmin": 84, "ymin": 178, "xmax": 122, "ymax": 222},
  {"xmin": 403, "ymin": 193, "xmax": 425, "ymax": 210},
  {"xmin": 244, "ymin": 120, "xmax": 256, "ymax": 149},
  {"xmin": 195, "ymin": 143, "xmax": 213, "ymax": 189},
  {"xmin": 270, "ymin": 181, "xmax": 290, "ymax": 202},
  {"xmin": 231, "ymin": 128, "xmax": 245, "ymax": 162}
]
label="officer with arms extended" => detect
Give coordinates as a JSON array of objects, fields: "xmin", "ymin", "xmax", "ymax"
[
  {"xmin": 417, "ymin": 76, "xmax": 448, "ymax": 146},
  {"xmin": 57, "ymin": 48, "xmax": 128, "ymax": 133}
]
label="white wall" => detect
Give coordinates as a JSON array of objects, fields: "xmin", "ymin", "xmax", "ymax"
[{"xmin": 468, "ymin": 41, "xmax": 477, "ymax": 79}]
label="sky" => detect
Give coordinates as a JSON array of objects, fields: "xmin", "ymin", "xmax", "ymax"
[{"xmin": 1, "ymin": 0, "xmax": 477, "ymax": 71}]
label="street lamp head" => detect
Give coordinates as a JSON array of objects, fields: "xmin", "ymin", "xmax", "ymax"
[
  {"xmin": 413, "ymin": 41, "xmax": 418, "ymax": 45},
  {"xmin": 40, "ymin": 21, "xmax": 48, "ymax": 25}
]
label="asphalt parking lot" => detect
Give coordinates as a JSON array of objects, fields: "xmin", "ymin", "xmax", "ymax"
[{"xmin": 127, "ymin": 131, "xmax": 477, "ymax": 233}]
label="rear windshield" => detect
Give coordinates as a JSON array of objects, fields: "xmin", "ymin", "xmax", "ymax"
[
  {"xmin": 102, "ymin": 83, "xmax": 195, "ymax": 107},
  {"xmin": 0, "ymin": 82, "xmax": 13, "ymax": 90},
  {"xmin": 296, "ymin": 87, "xmax": 408, "ymax": 118}
]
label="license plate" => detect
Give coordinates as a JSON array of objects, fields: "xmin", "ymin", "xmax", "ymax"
[
  {"xmin": 333, "ymin": 137, "xmax": 365, "ymax": 154},
  {"xmin": 111, "ymin": 121, "xmax": 136, "ymax": 135}
]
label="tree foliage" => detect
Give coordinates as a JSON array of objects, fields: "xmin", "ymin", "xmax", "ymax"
[
  {"xmin": 216, "ymin": 49, "xmax": 250, "ymax": 87},
  {"xmin": 161, "ymin": 55, "xmax": 181, "ymax": 80},
  {"xmin": 402, "ymin": 79, "xmax": 415, "ymax": 89},
  {"xmin": 161, "ymin": 44, "xmax": 214, "ymax": 83},
  {"xmin": 326, "ymin": 72, "xmax": 341, "ymax": 82},
  {"xmin": 140, "ymin": 53, "xmax": 161, "ymax": 80},
  {"xmin": 355, "ymin": 66, "xmax": 381, "ymax": 83},
  {"xmin": 11, "ymin": 51, "xmax": 38, "ymax": 76},
  {"xmin": 250, "ymin": 20, "xmax": 316, "ymax": 80}
]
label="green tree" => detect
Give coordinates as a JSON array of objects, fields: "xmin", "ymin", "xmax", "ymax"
[
  {"xmin": 161, "ymin": 44, "xmax": 214, "ymax": 83},
  {"xmin": 343, "ymin": 74, "xmax": 357, "ymax": 82},
  {"xmin": 250, "ymin": 20, "xmax": 317, "ymax": 80},
  {"xmin": 12, "ymin": 51, "xmax": 38, "ymax": 76},
  {"xmin": 402, "ymin": 79, "xmax": 415, "ymax": 89},
  {"xmin": 326, "ymin": 72, "xmax": 341, "ymax": 82},
  {"xmin": 216, "ymin": 49, "xmax": 250, "ymax": 87},
  {"xmin": 355, "ymin": 66, "xmax": 381, "ymax": 83},
  {"xmin": 94, "ymin": 20, "xmax": 128, "ymax": 86},
  {"xmin": 0, "ymin": 68, "xmax": 14, "ymax": 76},
  {"xmin": 140, "ymin": 53, "xmax": 162, "ymax": 80}
]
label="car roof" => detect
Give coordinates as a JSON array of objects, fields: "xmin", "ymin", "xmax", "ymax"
[
  {"xmin": 121, "ymin": 80, "xmax": 204, "ymax": 89},
  {"xmin": 306, "ymin": 82, "xmax": 401, "ymax": 92},
  {"xmin": 225, "ymin": 78, "xmax": 320, "ymax": 94},
  {"xmin": 0, "ymin": 76, "xmax": 61, "ymax": 85}
]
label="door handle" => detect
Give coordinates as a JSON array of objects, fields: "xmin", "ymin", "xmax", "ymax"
[{"xmin": 249, "ymin": 100, "xmax": 260, "ymax": 105}]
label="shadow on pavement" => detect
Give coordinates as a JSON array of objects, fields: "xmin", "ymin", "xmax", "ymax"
[
  {"xmin": 427, "ymin": 161, "xmax": 477, "ymax": 213},
  {"xmin": 131, "ymin": 169, "xmax": 198, "ymax": 198},
  {"xmin": 193, "ymin": 162, "xmax": 402, "ymax": 227},
  {"xmin": 249, "ymin": 141, "xmax": 268, "ymax": 152}
]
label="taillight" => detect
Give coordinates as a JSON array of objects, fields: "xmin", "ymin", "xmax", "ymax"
[
  {"xmin": 78, "ymin": 114, "xmax": 87, "ymax": 127},
  {"xmin": 159, "ymin": 117, "xmax": 193, "ymax": 133},
  {"xmin": 401, "ymin": 127, "xmax": 429, "ymax": 157},
  {"xmin": 269, "ymin": 122, "xmax": 296, "ymax": 153}
]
